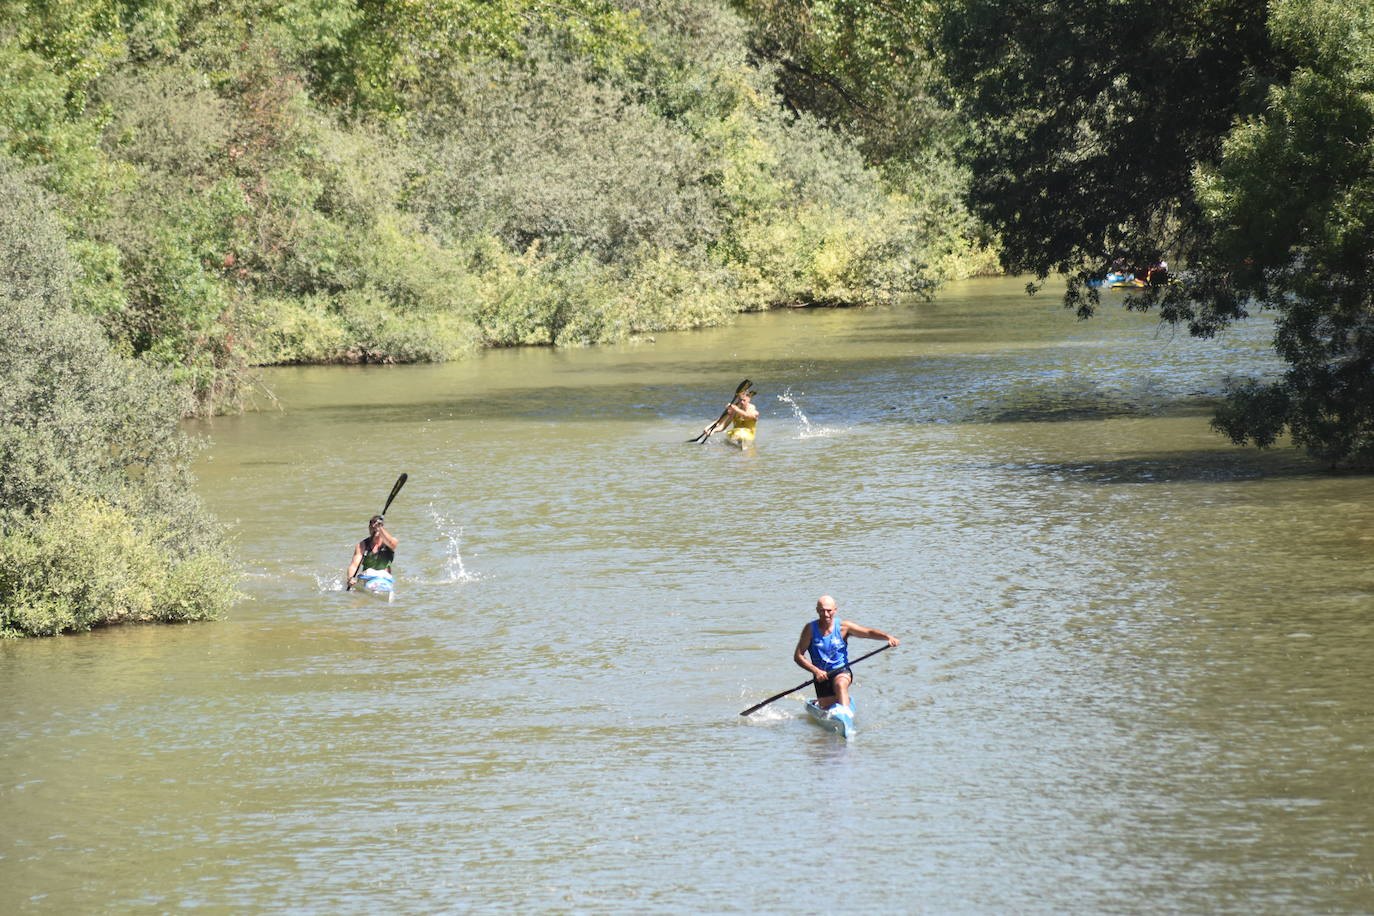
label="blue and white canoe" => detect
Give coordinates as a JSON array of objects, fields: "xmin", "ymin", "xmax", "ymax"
[
  {"xmin": 1088, "ymin": 271, "xmax": 1145, "ymax": 289},
  {"xmin": 355, "ymin": 569, "xmax": 394, "ymax": 596},
  {"xmin": 804, "ymin": 698, "xmax": 855, "ymax": 739}
]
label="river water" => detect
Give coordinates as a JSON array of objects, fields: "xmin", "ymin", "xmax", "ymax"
[{"xmin": 3, "ymin": 277, "xmax": 1373, "ymax": 913}]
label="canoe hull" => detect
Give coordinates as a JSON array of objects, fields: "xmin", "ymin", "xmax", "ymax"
[
  {"xmin": 804, "ymin": 698, "xmax": 855, "ymax": 739},
  {"xmin": 356, "ymin": 570, "xmax": 394, "ymax": 595}
]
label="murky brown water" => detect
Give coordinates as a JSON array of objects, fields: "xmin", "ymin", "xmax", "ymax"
[{"xmin": 4, "ymin": 278, "xmax": 1373, "ymax": 913}]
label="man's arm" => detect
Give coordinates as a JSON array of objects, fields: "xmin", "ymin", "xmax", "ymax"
[
  {"xmin": 841, "ymin": 620, "xmax": 900, "ymax": 647},
  {"xmin": 794, "ymin": 625, "xmax": 828, "ymax": 679}
]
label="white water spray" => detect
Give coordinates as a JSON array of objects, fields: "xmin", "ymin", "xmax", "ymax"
[
  {"xmin": 776, "ymin": 388, "xmax": 838, "ymax": 438},
  {"xmin": 431, "ymin": 509, "xmax": 480, "ymax": 584}
]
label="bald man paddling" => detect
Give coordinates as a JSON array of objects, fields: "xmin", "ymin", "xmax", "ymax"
[{"xmin": 794, "ymin": 594, "xmax": 899, "ymax": 714}]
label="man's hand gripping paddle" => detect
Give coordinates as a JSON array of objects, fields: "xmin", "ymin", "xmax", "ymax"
[{"xmin": 738, "ymin": 643, "xmax": 894, "ymax": 717}]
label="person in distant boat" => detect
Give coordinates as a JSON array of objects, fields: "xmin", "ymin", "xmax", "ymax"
[
  {"xmin": 1146, "ymin": 258, "xmax": 1170, "ymax": 286},
  {"xmin": 347, "ymin": 514, "xmax": 397, "ymax": 588},
  {"xmin": 794, "ymin": 594, "xmax": 899, "ymax": 712},
  {"xmin": 722, "ymin": 388, "xmax": 759, "ymax": 446}
]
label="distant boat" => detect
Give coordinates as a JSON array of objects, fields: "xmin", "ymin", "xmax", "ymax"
[
  {"xmin": 1107, "ymin": 271, "xmax": 1146, "ymax": 289},
  {"xmin": 1088, "ymin": 268, "xmax": 1172, "ymax": 290}
]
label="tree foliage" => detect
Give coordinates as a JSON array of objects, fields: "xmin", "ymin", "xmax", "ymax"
[
  {"xmin": 0, "ymin": 161, "xmax": 237, "ymax": 636},
  {"xmin": 407, "ymin": 45, "xmax": 721, "ymax": 263},
  {"xmin": 1199, "ymin": 0, "xmax": 1374, "ymax": 465},
  {"xmin": 719, "ymin": 0, "xmax": 994, "ymax": 282},
  {"xmin": 0, "ymin": 0, "xmax": 982, "ymax": 397},
  {"xmin": 936, "ymin": 0, "xmax": 1281, "ymax": 282},
  {"xmin": 935, "ymin": 0, "xmax": 1374, "ymax": 466},
  {"xmin": 728, "ymin": 0, "xmax": 953, "ymax": 167}
]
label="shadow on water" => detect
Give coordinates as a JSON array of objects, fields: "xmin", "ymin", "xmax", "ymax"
[
  {"xmin": 976, "ymin": 399, "xmax": 1192, "ymax": 424},
  {"xmin": 998, "ymin": 449, "xmax": 1336, "ymax": 484},
  {"xmin": 236, "ymin": 351, "xmax": 1271, "ymax": 430}
]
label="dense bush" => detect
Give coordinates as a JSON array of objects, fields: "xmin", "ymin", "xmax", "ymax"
[
  {"xmin": 0, "ymin": 168, "xmax": 237, "ymax": 636},
  {"xmin": 0, "ymin": 155, "xmax": 77, "ymax": 308},
  {"xmin": 0, "ymin": 497, "xmax": 236, "ymax": 637},
  {"xmin": 408, "ymin": 48, "xmax": 722, "ymax": 262},
  {"xmin": 0, "ymin": 288, "xmax": 239, "ymax": 636}
]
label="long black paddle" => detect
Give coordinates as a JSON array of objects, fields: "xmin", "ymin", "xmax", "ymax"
[
  {"xmin": 689, "ymin": 378, "xmax": 750, "ymax": 443},
  {"xmin": 348, "ymin": 473, "xmax": 408, "ymax": 591},
  {"xmin": 738, "ymin": 643, "xmax": 894, "ymax": 717}
]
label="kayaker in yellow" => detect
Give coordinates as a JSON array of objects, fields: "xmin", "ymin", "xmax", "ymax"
[{"xmin": 722, "ymin": 388, "xmax": 759, "ymax": 446}]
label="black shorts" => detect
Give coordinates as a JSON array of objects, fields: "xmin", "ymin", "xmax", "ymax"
[{"xmin": 813, "ymin": 667, "xmax": 853, "ymax": 700}]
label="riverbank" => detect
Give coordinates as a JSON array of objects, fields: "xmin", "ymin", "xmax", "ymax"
[{"xmin": 245, "ymin": 245, "xmax": 1004, "ymax": 368}]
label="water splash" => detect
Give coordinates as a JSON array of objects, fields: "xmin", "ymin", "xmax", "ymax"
[
  {"xmin": 776, "ymin": 388, "xmax": 839, "ymax": 439},
  {"xmin": 737, "ymin": 686, "xmax": 795, "ymax": 723},
  {"xmin": 431, "ymin": 509, "xmax": 480, "ymax": 584},
  {"xmin": 316, "ymin": 573, "xmax": 346, "ymax": 593}
]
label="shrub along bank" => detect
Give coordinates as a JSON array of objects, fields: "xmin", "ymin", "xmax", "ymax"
[{"xmin": 0, "ymin": 163, "xmax": 237, "ymax": 637}]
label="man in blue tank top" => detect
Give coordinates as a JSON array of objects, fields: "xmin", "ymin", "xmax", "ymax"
[{"xmin": 793, "ymin": 594, "xmax": 899, "ymax": 713}]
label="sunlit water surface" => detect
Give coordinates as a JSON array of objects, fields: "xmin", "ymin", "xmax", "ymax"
[{"xmin": 4, "ymin": 278, "xmax": 1374, "ymax": 913}]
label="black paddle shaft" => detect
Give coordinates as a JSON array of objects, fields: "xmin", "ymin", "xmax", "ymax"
[{"xmin": 738, "ymin": 643, "xmax": 894, "ymax": 717}]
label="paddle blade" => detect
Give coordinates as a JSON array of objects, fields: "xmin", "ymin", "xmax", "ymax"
[
  {"xmin": 739, "ymin": 679, "xmax": 812, "ymax": 716},
  {"xmin": 382, "ymin": 473, "xmax": 408, "ymax": 515}
]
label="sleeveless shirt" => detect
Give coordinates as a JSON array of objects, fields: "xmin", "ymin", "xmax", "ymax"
[
  {"xmin": 359, "ymin": 538, "xmax": 395, "ymax": 572},
  {"xmin": 807, "ymin": 620, "xmax": 849, "ymax": 672}
]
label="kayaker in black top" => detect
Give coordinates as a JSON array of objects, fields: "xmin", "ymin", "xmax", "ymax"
[{"xmin": 347, "ymin": 514, "xmax": 398, "ymax": 589}]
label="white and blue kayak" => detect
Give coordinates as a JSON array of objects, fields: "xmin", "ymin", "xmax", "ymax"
[
  {"xmin": 355, "ymin": 569, "xmax": 394, "ymax": 595},
  {"xmin": 804, "ymin": 698, "xmax": 855, "ymax": 739}
]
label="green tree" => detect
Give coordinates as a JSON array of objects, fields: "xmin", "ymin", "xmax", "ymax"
[
  {"xmin": 728, "ymin": 0, "xmax": 952, "ymax": 167},
  {"xmin": 1200, "ymin": 0, "xmax": 1374, "ymax": 465},
  {"xmin": 936, "ymin": 0, "xmax": 1374, "ymax": 466},
  {"xmin": 306, "ymin": 0, "xmax": 644, "ymax": 115},
  {"xmin": 936, "ymin": 0, "xmax": 1281, "ymax": 286}
]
